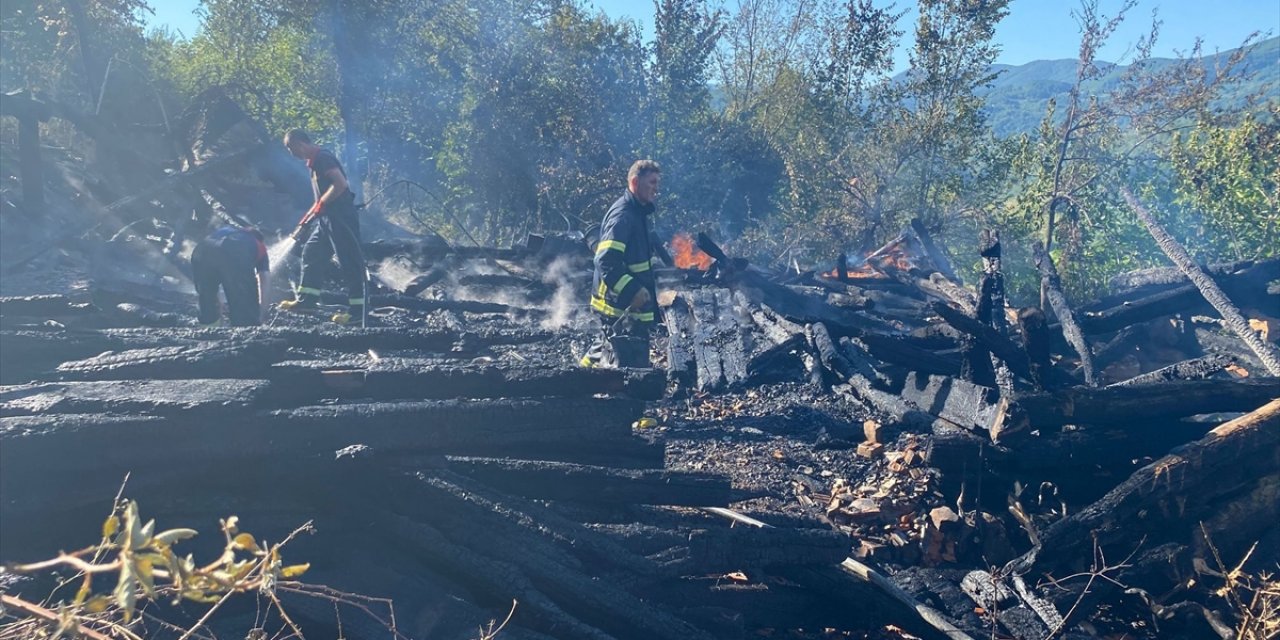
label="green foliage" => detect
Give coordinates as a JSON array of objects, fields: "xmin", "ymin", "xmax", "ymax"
[{"xmin": 1167, "ymin": 108, "xmax": 1280, "ymax": 261}]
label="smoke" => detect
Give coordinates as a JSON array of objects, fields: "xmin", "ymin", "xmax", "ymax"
[{"xmin": 538, "ymin": 255, "xmax": 587, "ymax": 330}]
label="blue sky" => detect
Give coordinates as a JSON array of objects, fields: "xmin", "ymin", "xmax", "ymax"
[{"xmin": 147, "ymin": 0, "xmax": 1278, "ymax": 68}]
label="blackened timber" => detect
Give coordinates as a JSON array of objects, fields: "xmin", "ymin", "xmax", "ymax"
[
  {"xmin": 1077, "ymin": 258, "xmax": 1280, "ymax": 335},
  {"xmin": 56, "ymin": 340, "xmax": 288, "ymax": 380},
  {"xmin": 991, "ymin": 378, "xmax": 1280, "ymax": 435},
  {"xmin": 382, "ymin": 515, "xmax": 618, "ymax": 640},
  {"xmin": 857, "ymin": 334, "xmax": 962, "ymax": 377},
  {"xmin": 1016, "ymin": 399, "xmax": 1280, "ymax": 581},
  {"xmin": 931, "ymin": 301, "xmax": 1036, "ymax": 384},
  {"xmin": 680, "ymin": 288, "xmax": 751, "ymax": 391},
  {"xmin": 1016, "ymin": 307, "xmax": 1052, "ymax": 390},
  {"xmin": 662, "ymin": 294, "xmax": 696, "ymax": 386},
  {"xmin": 1107, "ymin": 354, "xmax": 1237, "ymax": 387},
  {"xmin": 0, "ymin": 378, "xmax": 270, "ymax": 417},
  {"xmin": 1108, "ymin": 258, "xmax": 1258, "ymax": 295},
  {"xmin": 270, "ymin": 362, "xmax": 665, "ymax": 401},
  {"xmin": 444, "ymin": 456, "xmax": 731, "ymax": 506},
  {"xmin": 390, "ymin": 473, "xmax": 718, "ymax": 640},
  {"xmin": 0, "ymin": 295, "xmax": 97, "ymax": 318},
  {"xmin": 899, "ymin": 372, "xmax": 1000, "ymax": 434},
  {"xmin": 1033, "ymin": 241, "xmax": 1096, "ymax": 386},
  {"xmin": 369, "ymin": 292, "xmax": 519, "ymax": 315},
  {"xmin": 1123, "ymin": 188, "xmax": 1280, "ymax": 374}
]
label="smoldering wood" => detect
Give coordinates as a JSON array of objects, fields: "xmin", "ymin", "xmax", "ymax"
[
  {"xmin": 1015, "ymin": 398, "xmax": 1280, "ymax": 582},
  {"xmin": 663, "ymin": 293, "xmax": 697, "ymax": 387},
  {"xmin": 1033, "ymin": 241, "xmax": 1096, "ymax": 386},
  {"xmin": 991, "ymin": 378, "xmax": 1280, "ymax": 436},
  {"xmin": 369, "ymin": 292, "xmax": 522, "ymax": 315},
  {"xmin": 674, "ymin": 288, "xmax": 753, "ymax": 391},
  {"xmin": 1107, "ymin": 354, "xmax": 1237, "ymax": 387},
  {"xmin": 910, "ymin": 218, "xmax": 960, "ymax": 284},
  {"xmin": 443, "ymin": 456, "xmax": 731, "ymax": 506}
]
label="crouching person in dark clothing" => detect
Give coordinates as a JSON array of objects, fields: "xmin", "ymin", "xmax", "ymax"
[
  {"xmin": 582, "ymin": 160, "xmax": 662, "ymax": 369},
  {"xmin": 191, "ymin": 226, "xmax": 269, "ymax": 326}
]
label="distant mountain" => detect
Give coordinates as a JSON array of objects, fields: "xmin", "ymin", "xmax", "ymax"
[{"xmin": 980, "ymin": 35, "xmax": 1279, "ymax": 137}]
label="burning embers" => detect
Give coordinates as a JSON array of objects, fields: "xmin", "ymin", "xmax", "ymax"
[
  {"xmin": 671, "ymin": 233, "xmax": 714, "ymax": 271},
  {"xmin": 824, "ymin": 234, "xmax": 926, "ymax": 281}
]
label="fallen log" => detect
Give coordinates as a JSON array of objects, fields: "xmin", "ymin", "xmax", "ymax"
[
  {"xmin": 1122, "ymin": 187, "xmax": 1280, "ymax": 374},
  {"xmin": 991, "ymin": 378, "xmax": 1280, "ymax": 437},
  {"xmin": 444, "ymin": 456, "xmax": 731, "ymax": 506},
  {"xmin": 1107, "ymin": 258, "xmax": 1258, "ymax": 295},
  {"xmin": 1014, "ymin": 398, "xmax": 1280, "ymax": 583},
  {"xmin": 1033, "ymin": 241, "xmax": 1096, "ymax": 386}
]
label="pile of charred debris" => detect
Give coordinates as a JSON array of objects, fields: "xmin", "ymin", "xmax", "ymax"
[
  {"xmin": 3, "ymin": 91, "xmax": 1279, "ymax": 640},
  {"xmin": 3, "ymin": 213, "xmax": 1277, "ymax": 639}
]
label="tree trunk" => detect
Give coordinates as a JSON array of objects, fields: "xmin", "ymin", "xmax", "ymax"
[{"xmin": 1122, "ymin": 187, "xmax": 1280, "ymax": 374}]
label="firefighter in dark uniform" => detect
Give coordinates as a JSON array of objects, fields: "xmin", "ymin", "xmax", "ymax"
[
  {"xmin": 278, "ymin": 128, "xmax": 365, "ymax": 325},
  {"xmin": 191, "ymin": 226, "xmax": 269, "ymax": 326},
  {"xmin": 582, "ymin": 160, "xmax": 661, "ymax": 368}
]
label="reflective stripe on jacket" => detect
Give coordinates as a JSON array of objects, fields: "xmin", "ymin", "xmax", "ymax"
[{"xmin": 591, "ymin": 191, "xmax": 656, "ymax": 323}]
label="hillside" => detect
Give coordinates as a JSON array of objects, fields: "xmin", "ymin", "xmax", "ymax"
[{"xmin": 982, "ymin": 35, "xmax": 1279, "ymax": 137}]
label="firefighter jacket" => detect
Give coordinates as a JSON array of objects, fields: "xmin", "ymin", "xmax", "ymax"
[{"xmin": 591, "ymin": 190, "xmax": 657, "ymax": 324}]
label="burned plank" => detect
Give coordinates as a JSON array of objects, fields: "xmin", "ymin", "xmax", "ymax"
[
  {"xmin": 662, "ymin": 293, "xmax": 696, "ymax": 387},
  {"xmin": 387, "ymin": 473, "xmax": 718, "ymax": 640},
  {"xmin": 55, "ymin": 340, "xmax": 288, "ymax": 380},
  {"xmin": 991, "ymin": 378, "xmax": 1280, "ymax": 436},
  {"xmin": 859, "ymin": 333, "xmax": 962, "ymax": 377},
  {"xmin": 1015, "ymin": 398, "xmax": 1280, "ymax": 582},
  {"xmin": 1107, "ymin": 258, "xmax": 1259, "ymax": 295},
  {"xmin": 930, "ymin": 301, "xmax": 1037, "ymax": 384},
  {"xmin": 1107, "ymin": 354, "xmax": 1237, "ymax": 387},
  {"xmin": 268, "ymin": 361, "xmax": 666, "ymax": 401},
  {"xmin": 444, "ymin": 456, "xmax": 731, "ymax": 506},
  {"xmin": 0, "ymin": 378, "xmax": 271, "ymax": 417},
  {"xmin": 0, "ymin": 295, "xmax": 98, "ymax": 318}
]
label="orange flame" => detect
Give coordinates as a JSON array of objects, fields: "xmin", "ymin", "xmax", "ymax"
[{"xmin": 672, "ymin": 233, "xmax": 714, "ymax": 271}]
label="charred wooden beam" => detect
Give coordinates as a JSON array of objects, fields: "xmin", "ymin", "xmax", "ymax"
[
  {"xmin": 858, "ymin": 334, "xmax": 962, "ymax": 377},
  {"xmin": 386, "ymin": 473, "xmax": 718, "ymax": 640},
  {"xmin": 1108, "ymin": 258, "xmax": 1258, "ymax": 295},
  {"xmin": 1014, "ymin": 398, "xmax": 1280, "ymax": 582},
  {"xmin": 899, "ymin": 372, "xmax": 1000, "ymax": 435},
  {"xmin": 930, "ymin": 301, "xmax": 1037, "ymax": 385},
  {"xmin": 268, "ymin": 361, "xmax": 666, "ymax": 402},
  {"xmin": 1033, "ymin": 241, "xmax": 1096, "ymax": 386},
  {"xmin": 0, "ymin": 378, "xmax": 271, "ymax": 417},
  {"xmin": 55, "ymin": 340, "xmax": 289, "ymax": 381},
  {"xmin": 1016, "ymin": 307, "xmax": 1052, "ymax": 390},
  {"xmin": 1107, "ymin": 354, "xmax": 1237, "ymax": 387},
  {"xmin": 0, "ymin": 295, "xmax": 97, "ymax": 318},
  {"xmin": 444, "ymin": 456, "xmax": 731, "ymax": 506},
  {"xmin": 1122, "ymin": 187, "xmax": 1280, "ymax": 374},
  {"xmin": 1078, "ymin": 258, "xmax": 1280, "ymax": 335},
  {"xmin": 991, "ymin": 378, "xmax": 1280, "ymax": 437}
]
